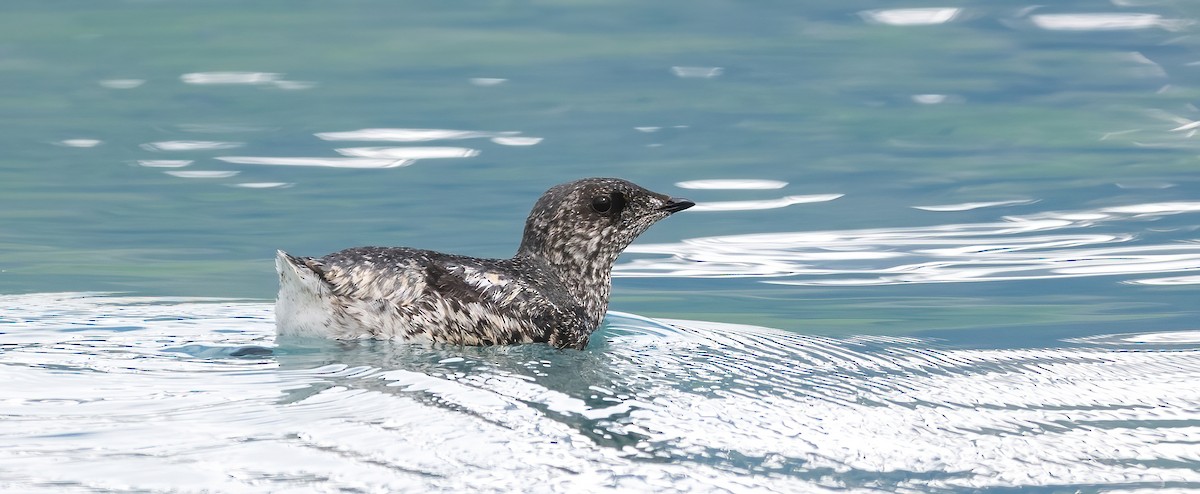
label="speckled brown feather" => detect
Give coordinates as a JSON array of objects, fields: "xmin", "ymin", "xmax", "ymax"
[{"xmin": 275, "ymin": 177, "xmax": 692, "ymax": 349}]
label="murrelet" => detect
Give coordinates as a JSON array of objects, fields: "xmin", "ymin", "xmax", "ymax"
[{"xmin": 275, "ymin": 177, "xmax": 694, "ymax": 349}]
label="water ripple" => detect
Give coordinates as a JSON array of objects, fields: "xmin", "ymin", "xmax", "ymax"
[
  {"xmin": 135, "ymin": 159, "xmax": 192, "ymax": 168},
  {"xmin": 215, "ymin": 156, "xmax": 412, "ymax": 169},
  {"xmin": 1028, "ymin": 13, "xmax": 1187, "ymax": 32},
  {"xmin": 859, "ymin": 8, "xmax": 961, "ymax": 26},
  {"xmin": 141, "ymin": 140, "xmax": 243, "ymax": 152},
  {"xmin": 676, "ymin": 179, "xmax": 788, "ymax": 190},
  {"xmin": 334, "ymin": 147, "xmax": 480, "ymax": 159},
  {"xmin": 618, "ymin": 201, "xmax": 1200, "ymax": 285},
  {"xmin": 690, "ymin": 194, "xmax": 844, "ymax": 212},
  {"xmin": 913, "ymin": 199, "xmax": 1037, "ymax": 212},
  {"xmin": 181, "ymin": 71, "xmax": 281, "ymax": 85},
  {"xmin": 314, "ymin": 128, "xmax": 520, "ymax": 142},
  {"xmin": 2, "ymin": 294, "xmax": 1198, "ymax": 491}
]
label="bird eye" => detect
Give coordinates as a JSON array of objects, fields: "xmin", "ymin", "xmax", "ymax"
[
  {"xmin": 591, "ymin": 195, "xmax": 612, "ymax": 213},
  {"xmin": 590, "ymin": 192, "xmax": 626, "ymax": 215}
]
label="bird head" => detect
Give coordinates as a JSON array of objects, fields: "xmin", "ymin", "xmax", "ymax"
[{"xmin": 516, "ymin": 177, "xmax": 694, "ymax": 269}]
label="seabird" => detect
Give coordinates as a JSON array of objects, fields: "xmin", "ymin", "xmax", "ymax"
[{"xmin": 275, "ymin": 177, "xmax": 694, "ymax": 349}]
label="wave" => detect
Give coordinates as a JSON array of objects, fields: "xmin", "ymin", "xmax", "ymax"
[
  {"xmin": 1, "ymin": 293, "xmax": 1197, "ymax": 491},
  {"xmin": 617, "ymin": 201, "xmax": 1200, "ymax": 286}
]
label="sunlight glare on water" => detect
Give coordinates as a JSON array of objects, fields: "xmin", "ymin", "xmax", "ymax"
[
  {"xmin": 3, "ymin": 0, "xmax": 1200, "ymax": 491},
  {"xmin": 618, "ymin": 201, "xmax": 1200, "ymax": 285},
  {"xmin": 1, "ymin": 293, "xmax": 1198, "ymax": 492}
]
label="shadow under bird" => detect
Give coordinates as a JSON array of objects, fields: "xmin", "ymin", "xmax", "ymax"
[{"xmin": 275, "ymin": 177, "xmax": 694, "ymax": 349}]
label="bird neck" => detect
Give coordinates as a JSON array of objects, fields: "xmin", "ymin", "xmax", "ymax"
[{"xmin": 516, "ymin": 242, "xmax": 618, "ymax": 327}]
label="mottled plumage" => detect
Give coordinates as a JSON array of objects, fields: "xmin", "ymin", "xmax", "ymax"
[{"xmin": 275, "ymin": 177, "xmax": 693, "ymax": 349}]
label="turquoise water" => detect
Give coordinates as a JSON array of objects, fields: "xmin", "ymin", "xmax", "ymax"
[{"xmin": 3, "ymin": 1, "xmax": 1200, "ymax": 491}]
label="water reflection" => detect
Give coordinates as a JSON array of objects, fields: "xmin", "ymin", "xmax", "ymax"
[
  {"xmin": 136, "ymin": 160, "xmax": 192, "ymax": 168},
  {"xmin": 215, "ymin": 156, "xmax": 412, "ymax": 169},
  {"xmin": 1125, "ymin": 274, "xmax": 1200, "ymax": 285},
  {"xmin": 98, "ymin": 79, "xmax": 144, "ymax": 89},
  {"xmin": 173, "ymin": 123, "xmax": 275, "ymax": 134},
  {"xmin": 335, "ymin": 147, "xmax": 480, "ymax": 159},
  {"xmin": 910, "ymin": 93, "xmax": 957, "ymax": 104},
  {"xmin": 690, "ymin": 194, "xmax": 844, "ymax": 212},
  {"xmin": 859, "ymin": 8, "xmax": 961, "ymax": 26},
  {"xmin": 618, "ymin": 201, "xmax": 1200, "ymax": 285},
  {"xmin": 1028, "ymin": 13, "xmax": 1185, "ymax": 31},
  {"xmin": 129, "ymin": 127, "xmax": 544, "ymax": 186},
  {"xmin": 180, "ymin": 71, "xmax": 313, "ymax": 89},
  {"xmin": 1070, "ymin": 329, "xmax": 1200, "ymax": 346},
  {"xmin": 164, "ymin": 170, "xmax": 240, "ymax": 179},
  {"xmin": 181, "ymin": 71, "xmax": 281, "ymax": 85},
  {"xmin": 315, "ymin": 128, "xmax": 520, "ymax": 142},
  {"xmin": 57, "ymin": 139, "xmax": 102, "ymax": 148},
  {"xmin": 675, "ymin": 179, "xmax": 787, "ymax": 190},
  {"xmin": 141, "ymin": 140, "xmax": 243, "ymax": 152},
  {"xmin": 2, "ymin": 294, "xmax": 1197, "ymax": 491},
  {"xmin": 670, "ymin": 66, "xmax": 723, "ymax": 79},
  {"xmin": 490, "ymin": 136, "xmax": 543, "ymax": 146},
  {"xmin": 230, "ymin": 182, "xmax": 294, "ymax": 189},
  {"xmin": 913, "ymin": 199, "xmax": 1037, "ymax": 212},
  {"xmin": 469, "ymin": 77, "xmax": 507, "ymax": 86}
]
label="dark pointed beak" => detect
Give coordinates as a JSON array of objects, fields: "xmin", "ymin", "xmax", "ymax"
[{"xmin": 659, "ymin": 197, "xmax": 696, "ymax": 213}]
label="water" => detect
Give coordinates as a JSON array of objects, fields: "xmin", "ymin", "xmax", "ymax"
[{"xmin": 3, "ymin": 0, "xmax": 1200, "ymax": 491}]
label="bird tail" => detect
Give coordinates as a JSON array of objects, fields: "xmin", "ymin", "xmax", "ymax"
[
  {"xmin": 276, "ymin": 250, "xmax": 320, "ymax": 287},
  {"xmin": 275, "ymin": 250, "xmax": 334, "ymax": 338}
]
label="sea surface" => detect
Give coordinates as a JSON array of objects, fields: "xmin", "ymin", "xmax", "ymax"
[{"xmin": 2, "ymin": 1, "xmax": 1200, "ymax": 492}]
